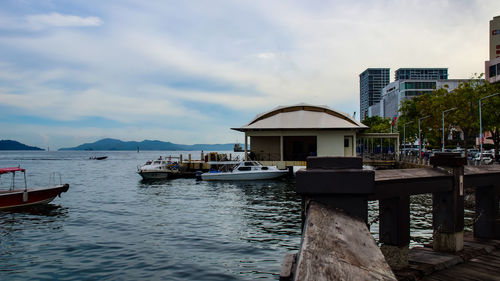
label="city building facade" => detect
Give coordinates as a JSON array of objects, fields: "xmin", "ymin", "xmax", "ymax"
[
  {"xmin": 359, "ymin": 68, "xmax": 390, "ymax": 121},
  {"xmin": 368, "ymin": 78, "xmax": 465, "ymax": 119},
  {"xmin": 394, "ymin": 68, "xmax": 448, "ymax": 80},
  {"xmin": 485, "ymin": 16, "xmax": 500, "ymax": 84}
]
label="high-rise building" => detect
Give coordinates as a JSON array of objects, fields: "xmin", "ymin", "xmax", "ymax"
[
  {"xmin": 394, "ymin": 68, "xmax": 448, "ymax": 80},
  {"xmin": 369, "ymin": 79, "xmax": 466, "ymax": 119},
  {"xmin": 489, "ymin": 15, "xmax": 500, "ymax": 60},
  {"xmin": 359, "ymin": 68, "xmax": 390, "ymax": 121},
  {"xmin": 486, "ymin": 15, "xmax": 500, "ymax": 84}
]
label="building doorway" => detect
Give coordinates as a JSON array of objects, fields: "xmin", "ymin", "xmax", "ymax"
[
  {"xmin": 283, "ymin": 136, "xmax": 317, "ymax": 161},
  {"xmin": 344, "ymin": 136, "xmax": 353, "ymax": 156}
]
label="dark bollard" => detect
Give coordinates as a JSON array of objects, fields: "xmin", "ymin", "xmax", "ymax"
[
  {"xmin": 286, "ymin": 157, "xmax": 395, "ymax": 280},
  {"xmin": 295, "ymin": 156, "xmax": 374, "ymax": 223},
  {"xmin": 430, "ymin": 152, "xmax": 466, "ymax": 252},
  {"xmin": 379, "ymin": 196, "xmax": 410, "ymax": 270}
]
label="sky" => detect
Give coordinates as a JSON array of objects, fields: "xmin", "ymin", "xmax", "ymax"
[{"xmin": 0, "ymin": 0, "xmax": 497, "ymax": 149}]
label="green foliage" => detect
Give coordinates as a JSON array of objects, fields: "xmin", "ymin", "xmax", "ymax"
[
  {"xmin": 397, "ymin": 74, "xmax": 500, "ymax": 152},
  {"xmin": 361, "ymin": 116, "xmax": 392, "ymax": 133}
]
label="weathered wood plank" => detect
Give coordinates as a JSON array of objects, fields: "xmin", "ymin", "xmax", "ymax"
[
  {"xmin": 375, "ymin": 168, "xmax": 448, "ymax": 181},
  {"xmin": 464, "ymin": 258, "xmax": 500, "ymax": 273},
  {"xmin": 293, "ymin": 201, "xmax": 396, "ymax": 281},
  {"xmin": 427, "ymin": 265, "xmax": 500, "ymax": 281},
  {"xmin": 417, "ymin": 249, "xmax": 500, "ymax": 281},
  {"xmin": 280, "ymin": 253, "xmax": 296, "ymax": 281}
]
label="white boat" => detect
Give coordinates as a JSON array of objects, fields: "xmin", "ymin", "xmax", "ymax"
[
  {"xmin": 137, "ymin": 158, "xmax": 179, "ymax": 180},
  {"xmin": 199, "ymin": 161, "xmax": 288, "ymax": 181}
]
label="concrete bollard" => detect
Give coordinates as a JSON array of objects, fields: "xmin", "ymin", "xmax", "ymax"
[
  {"xmin": 284, "ymin": 157, "xmax": 396, "ymax": 281},
  {"xmin": 430, "ymin": 152, "xmax": 466, "ymax": 252}
]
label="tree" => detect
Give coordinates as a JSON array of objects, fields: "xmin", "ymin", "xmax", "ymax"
[
  {"xmin": 361, "ymin": 116, "xmax": 392, "ymax": 133},
  {"xmin": 480, "ymin": 81, "xmax": 500, "ymax": 157}
]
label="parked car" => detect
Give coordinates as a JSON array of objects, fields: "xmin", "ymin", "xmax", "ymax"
[
  {"xmin": 468, "ymin": 149, "xmax": 479, "ymax": 160},
  {"xmin": 473, "ymin": 152, "xmax": 494, "ymax": 165}
]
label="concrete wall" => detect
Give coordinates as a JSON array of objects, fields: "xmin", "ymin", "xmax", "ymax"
[{"xmin": 247, "ymin": 130, "xmax": 357, "ymax": 157}]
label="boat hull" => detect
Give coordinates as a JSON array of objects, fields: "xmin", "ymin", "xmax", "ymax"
[
  {"xmin": 138, "ymin": 171, "xmax": 170, "ymax": 180},
  {"xmin": 201, "ymin": 170, "xmax": 288, "ymax": 181},
  {"xmin": 0, "ymin": 184, "xmax": 70, "ymax": 210}
]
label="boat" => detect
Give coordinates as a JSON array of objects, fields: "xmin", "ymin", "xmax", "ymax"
[
  {"xmin": 0, "ymin": 167, "xmax": 70, "ymax": 210},
  {"xmin": 233, "ymin": 143, "xmax": 244, "ymax": 152},
  {"xmin": 198, "ymin": 161, "xmax": 288, "ymax": 181},
  {"xmin": 137, "ymin": 158, "xmax": 180, "ymax": 180},
  {"xmin": 90, "ymin": 156, "xmax": 108, "ymax": 160}
]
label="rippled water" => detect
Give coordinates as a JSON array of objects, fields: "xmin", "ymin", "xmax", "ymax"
[
  {"xmin": 0, "ymin": 151, "xmax": 302, "ymax": 280},
  {"xmin": 0, "ymin": 151, "xmax": 475, "ymax": 280}
]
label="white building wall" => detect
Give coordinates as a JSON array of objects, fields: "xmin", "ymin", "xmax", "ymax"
[
  {"xmin": 317, "ymin": 130, "xmax": 356, "ymax": 156},
  {"xmin": 246, "ymin": 129, "xmax": 356, "ymax": 157}
]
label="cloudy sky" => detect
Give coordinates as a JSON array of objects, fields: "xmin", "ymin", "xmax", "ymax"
[{"xmin": 0, "ymin": 0, "xmax": 497, "ymax": 149}]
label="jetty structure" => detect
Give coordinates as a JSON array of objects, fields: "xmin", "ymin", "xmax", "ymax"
[
  {"xmin": 231, "ymin": 103, "xmax": 371, "ymax": 169},
  {"xmin": 280, "ymin": 154, "xmax": 500, "ymax": 280}
]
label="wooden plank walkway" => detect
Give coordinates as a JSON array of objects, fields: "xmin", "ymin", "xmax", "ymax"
[{"xmin": 395, "ymin": 233, "xmax": 500, "ymax": 280}]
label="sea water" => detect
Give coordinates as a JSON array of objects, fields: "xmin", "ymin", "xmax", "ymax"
[{"xmin": 0, "ymin": 151, "xmax": 473, "ymax": 280}]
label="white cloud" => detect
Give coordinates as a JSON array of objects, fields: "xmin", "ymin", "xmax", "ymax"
[
  {"xmin": 26, "ymin": 12, "xmax": 102, "ymax": 29},
  {"xmin": 0, "ymin": 0, "xmax": 498, "ymax": 148}
]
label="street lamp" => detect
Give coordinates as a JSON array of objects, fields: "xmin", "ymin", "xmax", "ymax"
[
  {"xmin": 442, "ymin": 107, "xmax": 457, "ymax": 152},
  {"xmin": 418, "ymin": 115, "xmax": 430, "ymax": 164},
  {"xmin": 403, "ymin": 121, "xmax": 414, "ymax": 153},
  {"xmin": 479, "ymin": 92, "xmax": 500, "ymax": 163}
]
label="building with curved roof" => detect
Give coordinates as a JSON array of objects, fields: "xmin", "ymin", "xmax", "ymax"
[{"xmin": 232, "ymin": 104, "xmax": 368, "ymax": 164}]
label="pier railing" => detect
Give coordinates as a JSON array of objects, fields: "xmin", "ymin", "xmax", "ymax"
[{"xmin": 280, "ymin": 154, "xmax": 500, "ymax": 280}]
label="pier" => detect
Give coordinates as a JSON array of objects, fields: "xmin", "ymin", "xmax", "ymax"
[{"xmin": 280, "ymin": 154, "xmax": 500, "ymax": 280}]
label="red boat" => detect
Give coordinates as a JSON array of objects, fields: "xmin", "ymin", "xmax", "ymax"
[{"xmin": 0, "ymin": 167, "xmax": 69, "ymax": 210}]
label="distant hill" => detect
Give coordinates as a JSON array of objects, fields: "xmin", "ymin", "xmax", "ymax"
[
  {"xmin": 0, "ymin": 140, "xmax": 44, "ymax": 150},
  {"xmin": 59, "ymin": 138, "xmax": 240, "ymax": 151}
]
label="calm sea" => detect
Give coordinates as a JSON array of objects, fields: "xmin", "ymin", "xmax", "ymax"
[{"xmin": 0, "ymin": 151, "xmax": 474, "ymax": 280}]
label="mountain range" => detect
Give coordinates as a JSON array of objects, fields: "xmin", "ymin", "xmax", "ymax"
[
  {"xmin": 59, "ymin": 138, "xmax": 239, "ymax": 151},
  {"xmin": 0, "ymin": 140, "xmax": 44, "ymax": 150}
]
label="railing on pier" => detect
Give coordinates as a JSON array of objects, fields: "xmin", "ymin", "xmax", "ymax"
[{"xmin": 280, "ymin": 154, "xmax": 500, "ymax": 281}]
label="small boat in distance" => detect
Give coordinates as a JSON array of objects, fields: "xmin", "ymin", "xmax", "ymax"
[
  {"xmin": 0, "ymin": 167, "xmax": 70, "ymax": 210},
  {"xmin": 199, "ymin": 161, "xmax": 288, "ymax": 181},
  {"xmin": 233, "ymin": 143, "xmax": 244, "ymax": 152},
  {"xmin": 90, "ymin": 156, "xmax": 108, "ymax": 160},
  {"xmin": 137, "ymin": 157, "xmax": 180, "ymax": 180}
]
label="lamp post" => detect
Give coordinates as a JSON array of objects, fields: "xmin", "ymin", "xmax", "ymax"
[
  {"xmin": 418, "ymin": 115, "xmax": 430, "ymax": 164},
  {"xmin": 479, "ymin": 93, "xmax": 500, "ymax": 163},
  {"xmin": 442, "ymin": 108, "xmax": 457, "ymax": 152},
  {"xmin": 403, "ymin": 121, "xmax": 414, "ymax": 154}
]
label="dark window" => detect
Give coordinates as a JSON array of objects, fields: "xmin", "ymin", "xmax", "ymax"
[
  {"xmin": 344, "ymin": 139, "xmax": 350, "ymax": 147},
  {"xmin": 237, "ymin": 167, "xmax": 251, "ymax": 171},
  {"xmin": 491, "ymin": 64, "xmax": 497, "ymax": 77}
]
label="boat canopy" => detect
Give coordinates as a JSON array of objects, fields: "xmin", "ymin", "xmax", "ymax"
[{"xmin": 0, "ymin": 167, "xmax": 25, "ymax": 174}]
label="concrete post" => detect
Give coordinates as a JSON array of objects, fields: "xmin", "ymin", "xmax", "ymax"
[
  {"xmin": 430, "ymin": 152, "xmax": 466, "ymax": 252},
  {"xmin": 296, "ymin": 157, "xmax": 374, "ymax": 224}
]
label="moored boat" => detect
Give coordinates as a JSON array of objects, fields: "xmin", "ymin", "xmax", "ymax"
[
  {"xmin": 90, "ymin": 156, "xmax": 108, "ymax": 160},
  {"xmin": 137, "ymin": 158, "xmax": 180, "ymax": 180},
  {"xmin": 0, "ymin": 167, "xmax": 70, "ymax": 210},
  {"xmin": 199, "ymin": 161, "xmax": 288, "ymax": 181}
]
